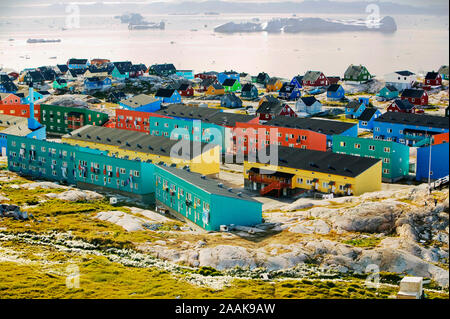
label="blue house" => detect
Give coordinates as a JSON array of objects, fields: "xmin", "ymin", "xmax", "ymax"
[
  {"xmin": 154, "ymin": 165, "xmax": 262, "ymax": 231},
  {"xmin": 18, "ymin": 89, "xmax": 44, "ymax": 104},
  {"xmin": 176, "ymin": 70, "xmax": 194, "ymax": 79},
  {"xmin": 278, "ymin": 83, "xmax": 301, "ymax": 101},
  {"xmin": 218, "ymin": 71, "xmax": 240, "ymax": 84},
  {"xmin": 67, "ymin": 58, "xmax": 89, "ymax": 69},
  {"xmin": 327, "ymin": 84, "xmax": 345, "ymax": 100},
  {"xmin": 377, "ymin": 85, "xmax": 399, "ymax": 100},
  {"xmin": 84, "ymin": 77, "xmax": 112, "ymax": 92},
  {"xmin": 373, "ymin": 112, "xmax": 449, "ymax": 146},
  {"xmin": 345, "ymin": 100, "xmax": 366, "ymax": 119},
  {"xmin": 155, "ymin": 88, "xmax": 182, "ymax": 104},
  {"xmin": 220, "ymin": 93, "xmax": 242, "ymax": 108},
  {"xmin": 0, "ymin": 81, "xmax": 18, "ymax": 93},
  {"xmin": 119, "ymin": 94, "xmax": 161, "ymax": 112},
  {"xmin": 357, "ymin": 108, "xmax": 382, "ymax": 131},
  {"xmin": 416, "ymin": 142, "xmax": 449, "ymax": 181},
  {"xmin": 290, "ymin": 76, "xmax": 303, "ymax": 89}
]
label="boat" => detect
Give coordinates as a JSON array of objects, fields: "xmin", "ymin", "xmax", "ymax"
[{"xmin": 27, "ymin": 38, "xmax": 61, "ymax": 44}]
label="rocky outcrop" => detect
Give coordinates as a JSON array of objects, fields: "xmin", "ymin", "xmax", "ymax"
[{"xmin": 46, "ymin": 190, "xmax": 103, "ymax": 202}]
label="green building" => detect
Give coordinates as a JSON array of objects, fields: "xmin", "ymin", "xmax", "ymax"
[
  {"xmin": 222, "ymin": 78, "xmax": 242, "ymax": 93},
  {"xmin": 40, "ymin": 104, "xmax": 110, "ymax": 135},
  {"xmin": 343, "ymin": 64, "xmax": 373, "ymax": 83},
  {"xmin": 7, "ymin": 135, "xmax": 155, "ymax": 202},
  {"xmin": 154, "ymin": 165, "xmax": 262, "ymax": 231},
  {"xmin": 332, "ymin": 135, "xmax": 410, "ymax": 182}
]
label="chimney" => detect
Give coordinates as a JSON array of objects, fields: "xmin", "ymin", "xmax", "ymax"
[{"xmin": 27, "ymin": 82, "xmax": 41, "ymax": 130}]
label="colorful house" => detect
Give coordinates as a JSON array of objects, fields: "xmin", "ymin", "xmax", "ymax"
[
  {"xmin": 62, "ymin": 125, "xmax": 221, "ymax": 176},
  {"xmin": 302, "ymin": 71, "xmax": 329, "ymax": 87},
  {"xmin": 39, "ymin": 104, "xmax": 109, "ymax": 135},
  {"xmin": 195, "ymin": 72, "xmax": 217, "ymax": 81},
  {"xmin": 218, "ymin": 71, "xmax": 239, "ymax": 84},
  {"xmin": 67, "ymin": 58, "xmax": 89, "ymax": 69},
  {"xmin": 332, "ymin": 135, "xmax": 409, "ymax": 182},
  {"xmin": 119, "ymin": 94, "xmax": 161, "ymax": 112},
  {"xmin": 176, "ymin": 70, "xmax": 194, "ymax": 79},
  {"xmin": 387, "ymin": 99, "xmax": 423, "ymax": 114},
  {"xmin": 52, "ymin": 79, "xmax": 68, "ymax": 90},
  {"xmin": 0, "ymin": 93, "xmax": 21, "ymax": 105},
  {"xmin": 198, "ymin": 78, "xmax": 217, "ymax": 92},
  {"xmin": 7, "ymin": 135, "xmax": 155, "ymax": 202},
  {"xmin": 129, "ymin": 64, "xmax": 147, "ymax": 78},
  {"xmin": 148, "ymin": 64, "xmax": 176, "ymax": 77},
  {"xmin": 0, "ymin": 104, "xmax": 41, "ymax": 119},
  {"xmin": 401, "ymin": 89, "xmax": 428, "ymax": 106},
  {"xmin": 343, "ymin": 64, "xmax": 373, "ymax": 83},
  {"xmin": 154, "ymin": 165, "xmax": 262, "ymax": 231},
  {"xmin": 205, "ymin": 83, "xmax": 225, "ymax": 96},
  {"xmin": 241, "ymin": 83, "xmax": 259, "ymax": 100},
  {"xmin": 23, "ymin": 71, "xmax": 45, "ymax": 86},
  {"xmin": 256, "ymin": 72, "xmax": 270, "ymax": 85},
  {"xmin": 424, "ymin": 71, "xmax": 442, "ymax": 86},
  {"xmin": 327, "ymin": 84, "xmax": 345, "ymax": 100},
  {"xmin": 17, "ymin": 89, "xmax": 44, "ymax": 104},
  {"xmin": 222, "ymin": 78, "xmax": 242, "ymax": 92},
  {"xmin": 345, "ymin": 100, "xmax": 366, "ymax": 119},
  {"xmin": 295, "ymin": 96, "xmax": 322, "ymax": 115},
  {"xmin": 107, "ymin": 91, "xmax": 127, "ymax": 103},
  {"xmin": 377, "ymin": 85, "xmax": 399, "ymax": 100},
  {"xmin": 373, "ymin": 112, "xmax": 449, "ymax": 146},
  {"xmin": 384, "ymin": 71, "xmax": 416, "ymax": 91},
  {"xmin": 84, "ymin": 77, "xmax": 112, "ymax": 92},
  {"xmin": 278, "ymin": 83, "xmax": 301, "ymax": 101},
  {"xmin": 416, "ymin": 142, "xmax": 449, "ymax": 182},
  {"xmin": 220, "ymin": 93, "xmax": 242, "ymax": 109},
  {"xmin": 174, "ymin": 83, "xmax": 194, "ymax": 97},
  {"xmin": 155, "ymin": 88, "xmax": 182, "ymax": 104},
  {"xmin": 111, "ymin": 66, "xmax": 129, "ymax": 80},
  {"xmin": 290, "ymin": 76, "xmax": 303, "ymax": 89},
  {"xmin": 244, "ymin": 146, "xmax": 382, "ymax": 197},
  {"xmin": 357, "ymin": 108, "xmax": 382, "ymax": 131},
  {"xmin": 265, "ymin": 78, "xmax": 283, "ymax": 92},
  {"xmin": 0, "ymin": 79, "xmax": 18, "ymax": 93},
  {"xmin": 438, "ymin": 65, "xmax": 449, "ymax": 80},
  {"xmin": 256, "ymin": 101, "xmax": 296, "ymax": 122},
  {"xmin": 115, "ymin": 108, "xmax": 171, "ymax": 134}
]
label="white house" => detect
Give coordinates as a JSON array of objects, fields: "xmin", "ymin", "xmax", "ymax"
[
  {"xmin": 295, "ymin": 96, "xmax": 322, "ymax": 115},
  {"xmin": 384, "ymin": 70, "xmax": 416, "ymax": 91}
]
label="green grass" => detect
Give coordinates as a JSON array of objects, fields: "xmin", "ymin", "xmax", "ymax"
[{"xmin": 343, "ymin": 237, "xmax": 382, "ymax": 248}]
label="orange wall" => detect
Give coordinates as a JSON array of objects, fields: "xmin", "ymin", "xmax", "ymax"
[
  {"xmin": 434, "ymin": 132, "xmax": 449, "ymax": 145},
  {"xmin": 0, "ymin": 104, "xmax": 41, "ymax": 119}
]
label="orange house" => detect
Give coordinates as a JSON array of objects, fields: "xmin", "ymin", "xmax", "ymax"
[
  {"xmin": 90, "ymin": 58, "xmax": 110, "ymax": 66},
  {"xmin": 205, "ymin": 84, "xmax": 225, "ymax": 96},
  {"xmin": 115, "ymin": 108, "xmax": 172, "ymax": 133},
  {"xmin": 234, "ymin": 121, "xmax": 327, "ymax": 155},
  {"xmin": 0, "ymin": 93, "xmax": 21, "ymax": 105},
  {"xmin": 266, "ymin": 78, "xmax": 283, "ymax": 92}
]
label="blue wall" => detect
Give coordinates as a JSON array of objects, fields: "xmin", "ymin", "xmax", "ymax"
[{"xmin": 416, "ymin": 142, "xmax": 449, "ymax": 181}]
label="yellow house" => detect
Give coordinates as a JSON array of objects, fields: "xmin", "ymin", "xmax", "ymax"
[
  {"xmin": 62, "ymin": 125, "xmax": 220, "ymax": 176},
  {"xmin": 266, "ymin": 78, "xmax": 283, "ymax": 92},
  {"xmin": 243, "ymin": 146, "xmax": 381, "ymax": 197},
  {"xmin": 205, "ymin": 84, "xmax": 225, "ymax": 96}
]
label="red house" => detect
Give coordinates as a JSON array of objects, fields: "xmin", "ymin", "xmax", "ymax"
[
  {"xmin": 401, "ymin": 89, "xmax": 428, "ymax": 106},
  {"xmin": 195, "ymin": 72, "xmax": 217, "ymax": 80},
  {"xmin": 387, "ymin": 99, "xmax": 424, "ymax": 114},
  {"xmin": 0, "ymin": 103, "xmax": 41, "ymax": 119},
  {"xmin": 197, "ymin": 78, "xmax": 217, "ymax": 92},
  {"xmin": 302, "ymin": 71, "xmax": 329, "ymax": 87},
  {"xmin": 177, "ymin": 83, "xmax": 194, "ymax": 97},
  {"xmin": 424, "ymin": 72, "xmax": 442, "ymax": 86},
  {"xmin": 256, "ymin": 100, "xmax": 297, "ymax": 121}
]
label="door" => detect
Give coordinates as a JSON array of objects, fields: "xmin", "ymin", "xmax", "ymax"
[{"xmin": 1, "ymin": 147, "xmax": 6, "ymax": 157}]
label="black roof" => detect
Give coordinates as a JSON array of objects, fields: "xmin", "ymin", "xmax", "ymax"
[
  {"xmin": 391, "ymin": 99, "xmax": 415, "ymax": 111},
  {"xmin": 346, "ymin": 100, "xmax": 363, "ymax": 111},
  {"xmin": 222, "ymin": 78, "xmax": 237, "ymax": 86},
  {"xmin": 0, "ymin": 81, "xmax": 18, "ymax": 92},
  {"xmin": 57, "ymin": 64, "xmax": 69, "ymax": 73},
  {"xmin": 265, "ymin": 116, "xmax": 356, "ymax": 135},
  {"xmin": 113, "ymin": 61, "xmax": 132, "ymax": 73},
  {"xmin": 256, "ymin": 101, "xmax": 284, "ymax": 115},
  {"xmin": 279, "ymin": 83, "xmax": 297, "ymax": 94},
  {"xmin": 425, "ymin": 71, "xmax": 440, "ymax": 80},
  {"xmin": 65, "ymin": 125, "xmax": 213, "ymax": 160},
  {"xmin": 157, "ymin": 165, "xmax": 258, "ymax": 202},
  {"xmin": 384, "ymin": 85, "xmax": 398, "ymax": 92},
  {"xmin": 150, "ymin": 63, "xmax": 176, "ymax": 73},
  {"xmin": 401, "ymin": 89, "xmax": 425, "ymax": 99},
  {"xmin": 248, "ymin": 146, "xmax": 380, "ymax": 178},
  {"xmin": 241, "ymin": 83, "xmax": 256, "ymax": 92},
  {"xmin": 299, "ymin": 96, "xmax": 318, "ymax": 107},
  {"xmin": 357, "ymin": 108, "xmax": 379, "ymax": 121},
  {"xmin": 25, "ymin": 71, "xmax": 45, "ymax": 82},
  {"xmin": 155, "ymin": 88, "xmax": 176, "ymax": 98},
  {"xmin": 177, "ymin": 83, "xmax": 191, "ymax": 91},
  {"xmin": 155, "ymin": 104, "xmax": 221, "ymax": 120},
  {"xmin": 200, "ymin": 78, "xmax": 216, "ymax": 87},
  {"xmin": 327, "ymin": 84, "xmax": 342, "ymax": 92},
  {"xmin": 395, "ymin": 70, "xmax": 415, "ymax": 76},
  {"xmin": 55, "ymin": 79, "xmax": 67, "ymax": 84},
  {"xmin": 68, "ymin": 58, "xmax": 88, "ymax": 65},
  {"xmin": 374, "ymin": 112, "xmax": 449, "ymax": 129}
]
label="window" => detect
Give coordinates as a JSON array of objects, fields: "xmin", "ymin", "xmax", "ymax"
[
  {"xmin": 203, "ymin": 202, "xmax": 210, "ymax": 211},
  {"xmin": 384, "ymin": 147, "xmax": 390, "ymax": 153},
  {"xmin": 383, "ymin": 158, "xmax": 390, "ymax": 163},
  {"xmin": 306, "ymin": 179, "xmax": 312, "ymax": 185},
  {"xmin": 133, "ymin": 170, "xmax": 140, "ymax": 177},
  {"xmin": 297, "ymin": 178, "xmax": 303, "ymax": 184},
  {"xmin": 369, "ymin": 145, "xmax": 375, "ymax": 151},
  {"xmin": 322, "ymin": 182, "xmax": 328, "ymax": 188},
  {"xmin": 383, "ymin": 168, "xmax": 390, "ymax": 174},
  {"xmin": 354, "ymin": 143, "xmax": 361, "ymax": 149},
  {"xmin": 339, "ymin": 185, "xmax": 345, "ymax": 191},
  {"xmin": 120, "ymin": 168, "xmax": 126, "ymax": 174},
  {"xmin": 387, "ymin": 128, "xmax": 392, "ymax": 133}
]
